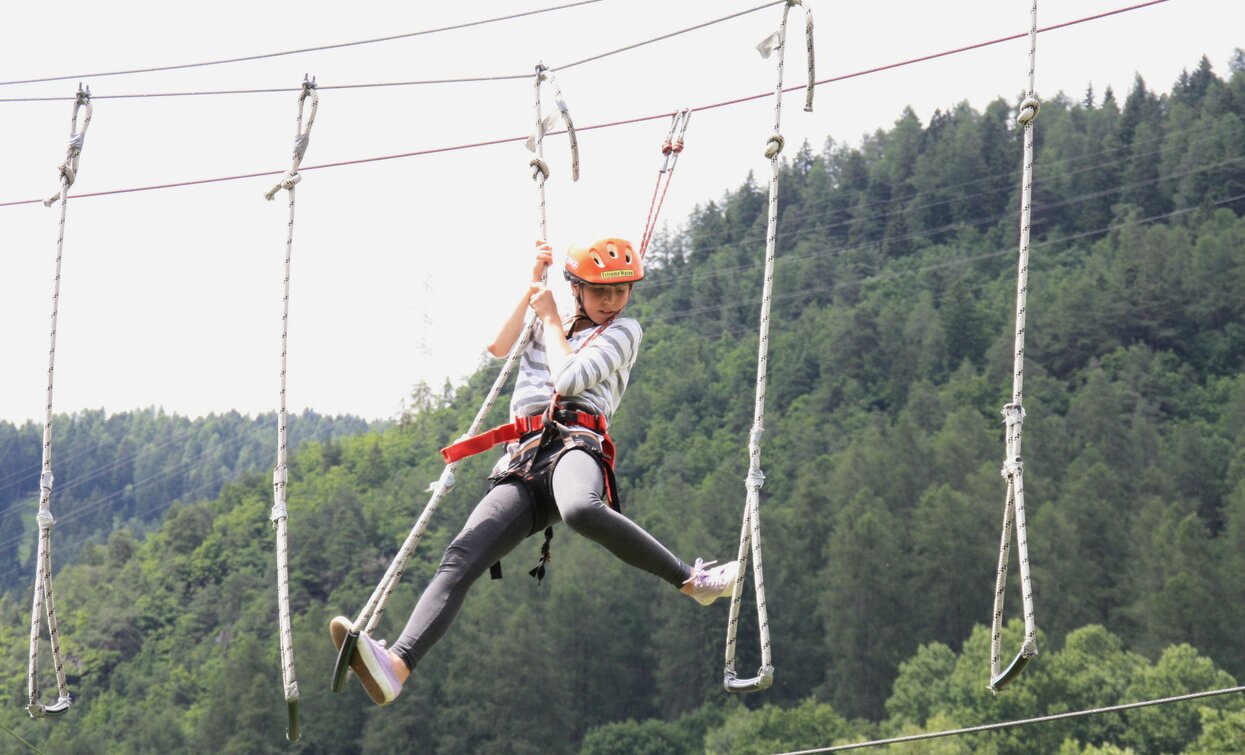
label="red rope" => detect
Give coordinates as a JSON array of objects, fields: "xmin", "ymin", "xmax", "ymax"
[{"xmin": 0, "ymin": 0, "xmax": 1171, "ymax": 209}]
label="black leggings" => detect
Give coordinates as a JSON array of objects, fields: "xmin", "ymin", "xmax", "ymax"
[{"xmin": 390, "ymin": 449, "xmax": 691, "ymax": 670}]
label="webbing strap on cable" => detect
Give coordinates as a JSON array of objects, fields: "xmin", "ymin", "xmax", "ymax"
[
  {"xmin": 989, "ymin": 0, "xmax": 1040, "ymax": 693},
  {"xmin": 267, "ymin": 74, "xmax": 316, "ymax": 742},
  {"xmin": 333, "ymin": 64, "xmax": 570, "ymax": 694},
  {"xmin": 28, "ymin": 85, "xmax": 90, "ymax": 720},
  {"xmin": 527, "ymin": 63, "xmax": 580, "ymax": 184},
  {"xmin": 724, "ymin": 0, "xmax": 814, "ymax": 695},
  {"xmin": 640, "ymin": 109, "xmax": 691, "ymax": 257}
]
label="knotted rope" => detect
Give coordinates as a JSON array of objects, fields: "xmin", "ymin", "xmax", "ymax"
[
  {"xmin": 333, "ymin": 63, "xmax": 577, "ymax": 694},
  {"xmin": 724, "ymin": 0, "xmax": 814, "ymax": 695},
  {"xmin": 28, "ymin": 85, "xmax": 91, "ymax": 720},
  {"xmin": 267, "ymin": 74, "xmax": 317, "ymax": 741},
  {"xmin": 989, "ymin": 0, "xmax": 1040, "ymax": 693}
]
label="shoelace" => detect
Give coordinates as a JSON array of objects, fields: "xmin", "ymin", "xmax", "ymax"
[{"xmin": 687, "ymin": 558, "xmax": 721, "ymax": 587}]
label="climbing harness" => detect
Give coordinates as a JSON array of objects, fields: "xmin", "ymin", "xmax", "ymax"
[
  {"xmin": 265, "ymin": 74, "xmax": 317, "ymax": 741},
  {"xmin": 639, "ymin": 109, "xmax": 691, "ymax": 257},
  {"xmin": 333, "ymin": 64, "xmax": 580, "ymax": 694},
  {"xmin": 989, "ymin": 0, "xmax": 1040, "ymax": 693},
  {"xmin": 723, "ymin": 0, "xmax": 814, "ymax": 696},
  {"xmin": 27, "ymin": 84, "xmax": 91, "ymax": 720}
]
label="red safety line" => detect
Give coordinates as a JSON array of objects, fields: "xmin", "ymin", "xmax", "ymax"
[{"xmin": 0, "ymin": 0, "xmax": 1171, "ymax": 209}]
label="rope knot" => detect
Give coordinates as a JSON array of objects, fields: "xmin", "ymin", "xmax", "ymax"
[
  {"xmin": 427, "ymin": 468, "xmax": 456, "ymax": 495},
  {"xmin": 36, "ymin": 510, "xmax": 55, "ymax": 528},
  {"xmin": 746, "ymin": 469, "xmax": 766, "ymax": 490},
  {"xmin": 1017, "ymin": 97, "xmax": 1040, "ymax": 126},
  {"xmin": 39, "ymin": 470, "xmax": 54, "ymax": 493},
  {"xmin": 765, "ymin": 134, "xmax": 785, "ymax": 159},
  {"xmin": 1001, "ymin": 403, "xmax": 1026, "ymax": 427},
  {"xmin": 264, "ymin": 171, "xmax": 302, "ymax": 200},
  {"xmin": 530, "ymin": 157, "xmax": 550, "ymax": 182},
  {"xmin": 1001, "ymin": 457, "xmax": 1023, "ymax": 478}
]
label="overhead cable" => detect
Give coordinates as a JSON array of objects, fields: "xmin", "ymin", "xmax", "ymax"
[
  {"xmin": 0, "ymin": 0, "xmax": 1174, "ymax": 208},
  {"xmin": 0, "ymin": 0, "xmax": 1166, "ymax": 104},
  {"xmin": 0, "ymin": 0, "xmax": 608, "ymax": 88},
  {"xmin": 777, "ymin": 684, "xmax": 1245, "ymax": 754}
]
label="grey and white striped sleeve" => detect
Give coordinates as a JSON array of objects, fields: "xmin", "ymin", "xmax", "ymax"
[{"xmin": 552, "ymin": 318, "xmax": 642, "ymax": 397}]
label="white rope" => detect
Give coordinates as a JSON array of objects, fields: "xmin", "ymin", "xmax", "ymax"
[
  {"xmin": 267, "ymin": 75, "xmax": 316, "ymax": 739},
  {"xmin": 27, "ymin": 85, "xmax": 90, "ymax": 720},
  {"xmin": 723, "ymin": 0, "xmax": 813, "ymax": 694},
  {"xmin": 346, "ymin": 62, "xmax": 574, "ymax": 640},
  {"xmin": 989, "ymin": 0, "xmax": 1040, "ymax": 693}
]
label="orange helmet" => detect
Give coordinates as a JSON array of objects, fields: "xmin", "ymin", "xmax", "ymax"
[{"xmin": 564, "ymin": 237, "xmax": 643, "ymax": 284}]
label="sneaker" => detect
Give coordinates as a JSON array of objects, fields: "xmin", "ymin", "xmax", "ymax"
[
  {"xmin": 682, "ymin": 559, "xmax": 739, "ymax": 606},
  {"xmin": 329, "ymin": 616, "xmax": 403, "ymax": 705}
]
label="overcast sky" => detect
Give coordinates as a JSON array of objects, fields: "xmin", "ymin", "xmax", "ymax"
[{"xmin": 1, "ymin": 0, "xmax": 1241, "ymax": 425}]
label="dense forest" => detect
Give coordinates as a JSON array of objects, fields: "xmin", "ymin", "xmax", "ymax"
[
  {"xmin": 0, "ymin": 409, "xmax": 372, "ymax": 594},
  {"xmin": 4, "ymin": 55, "xmax": 1245, "ymax": 753}
]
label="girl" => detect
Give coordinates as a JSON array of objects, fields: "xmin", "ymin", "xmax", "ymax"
[{"xmin": 331, "ymin": 238, "xmax": 738, "ymax": 706}]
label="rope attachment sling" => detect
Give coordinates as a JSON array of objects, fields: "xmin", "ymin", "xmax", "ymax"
[
  {"xmin": 639, "ymin": 109, "xmax": 691, "ymax": 257},
  {"xmin": 989, "ymin": 0, "xmax": 1040, "ymax": 693},
  {"xmin": 265, "ymin": 74, "xmax": 317, "ymax": 742},
  {"xmin": 27, "ymin": 85, "xmax": 91, "ymax": 720},
  {"xmin": 723, "ymin": 0, "xmax": 814, "ymax": 695},
  {"xmin": 332, "ymin": 65, "xmax": 578, "ymax": 694}
]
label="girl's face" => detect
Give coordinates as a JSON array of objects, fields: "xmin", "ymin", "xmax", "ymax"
[{"xmin": 575, "ymin": 282, "xmax": 632, "ymax": 324}]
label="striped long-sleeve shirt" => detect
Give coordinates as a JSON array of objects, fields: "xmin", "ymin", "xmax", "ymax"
[{"xmin": 507, "ymin": 316, "xmax": 643, "ymax": 425}]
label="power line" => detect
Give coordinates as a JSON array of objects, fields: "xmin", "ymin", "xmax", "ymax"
[
  {"xmin": 777, "ymin": 685, "xmax": 1245, "ymax": 754},
  {"xmin": 0, "ymin": 0, "xmax": 1173, "ymax": 208},
  {"xmin": 0, "ymin": 0, "xmax": 609, "ymax": 88}
]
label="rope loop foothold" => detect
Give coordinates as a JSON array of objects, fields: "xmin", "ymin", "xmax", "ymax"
[
  {"xmin": 764, "ymin": 134, "xmax": 785, "ymax": 160},
  {"xmin": 1017, "ymin": 96, "xmax": 1040, "ymax": 126}
]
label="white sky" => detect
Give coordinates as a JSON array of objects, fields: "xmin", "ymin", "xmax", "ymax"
[{"xmin": 0, "ymin": 0, "xmax": 1241, "ymax": 425}]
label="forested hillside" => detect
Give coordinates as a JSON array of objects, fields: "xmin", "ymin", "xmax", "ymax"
[
  {"xmin": 5, "ymin": 56, "xmax": 1245, "ymax": 754},
  {"xmin": 0, "ymin": 409, "xmax": 371, "ymax": 594}
]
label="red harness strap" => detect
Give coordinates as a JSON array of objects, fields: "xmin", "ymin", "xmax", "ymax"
[{"xmin": 440, "ymin": 409, "xmax": 613, "ymax": 465}]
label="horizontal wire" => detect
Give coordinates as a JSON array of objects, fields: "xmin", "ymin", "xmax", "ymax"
[
  {"xmin": 0, "ymin": 0, "xmax": 608, "ymax": 88},
  {"xmin": 0, "ymin": 0, "xmax": 1169, "ymax": 209},
  {"xmin": 0, "ymin": 2, "xmax": 781, "ymax": 103},
  {"xmin": 779, "ymin": 685, "xmax": 1245, "ymax": 754}
]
